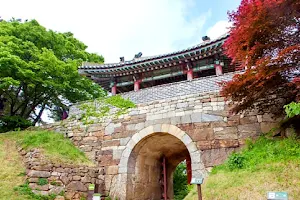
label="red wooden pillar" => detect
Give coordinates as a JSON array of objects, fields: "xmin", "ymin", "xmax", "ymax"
[
  {"xmin": 186, "ymin": 155, "xmax": 192, "ymax": 184},
  {"xmin": 187, "ymin": 69, "xmax": 194, "ymax": 80},
  {"xmin": 111, "ymin": 83, "xmax": 117, "ymax": 95},
  {"xmin": 162, "ymin": 156, "xmax": 167, "ymax": 200},
  {"xmin": 215, "ymin": 64, "xmax": 223, "ymax": 76},
  {"xmin": 134, "ymin": 80, "xmax": 141, "ymax": 92}
]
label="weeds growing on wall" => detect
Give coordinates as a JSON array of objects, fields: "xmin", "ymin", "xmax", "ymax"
[
  {"xmin": 79, "ymin": 95, "xmax": 135, "ymax": 124},
  {"xmin": 14, "ymin": 181, "xmax": 58, "ymax": 200}
]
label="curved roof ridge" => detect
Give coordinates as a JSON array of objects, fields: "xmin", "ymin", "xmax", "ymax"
[{"xmin": 80, "ymin": 33, "xmax": 229, "ymax": 70}]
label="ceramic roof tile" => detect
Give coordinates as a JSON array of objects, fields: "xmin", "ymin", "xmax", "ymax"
[{"xmin": 80, "ymin": 33, "xmax": 229, "ymax": 71}]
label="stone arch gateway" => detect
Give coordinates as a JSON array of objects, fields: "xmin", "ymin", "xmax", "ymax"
[
  {"xmin": 114, "ymin": 124, "xmax": 206, "ymax": 200},
  {"xmin": 43, "ymin": 88, "xmax": 280, "ymax": 199}
]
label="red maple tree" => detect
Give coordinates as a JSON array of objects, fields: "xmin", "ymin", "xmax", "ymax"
[{"xmin": 221, "ymin": 0, "xmax": 300, "ymax": 117}]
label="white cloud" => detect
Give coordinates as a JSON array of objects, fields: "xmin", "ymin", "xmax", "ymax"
[
  {"xmin": 206, "ymin": 20, "xmax": 232, "ymax": 40},
  {"xmin": 0, "ymin": 0, "xmax": 212, "ymax": 63}
]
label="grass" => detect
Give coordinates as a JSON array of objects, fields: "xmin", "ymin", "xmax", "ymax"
[
  {"xmin": 0, "ymin": 138, "xmax": 34, "ymax": 200},
  {"xmin": 0, "ymin": 130, "xmax": 93, "ymax": 199},
  {"xmin": 0, "ymin": 130, "xmax": 93, "ymax": 165},
  {"xmin": 184, "ymin": 137, "xmax": 300, "ymax": 200}
]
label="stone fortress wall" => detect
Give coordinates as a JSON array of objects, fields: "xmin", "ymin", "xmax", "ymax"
[{"xmin": 39, "ymin": 73, "xmax": 280, "ymax": 199}]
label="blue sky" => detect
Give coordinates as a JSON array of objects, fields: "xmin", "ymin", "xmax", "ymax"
[{"xmin": 0, "ymin": 0, "xmax": 241, "ymax": 63}]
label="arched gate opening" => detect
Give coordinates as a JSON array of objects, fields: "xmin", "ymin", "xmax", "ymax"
[
  {"xmin": 126, "ymin": 132, "xmax": 190, "ymax": 200},
  {"xmin": 116, "ymin": 124, "xmax": 205, "ymax": 200}
]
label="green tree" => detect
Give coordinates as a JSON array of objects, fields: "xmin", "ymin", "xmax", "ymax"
[
  {"xmin": 173, "ymin": 162, "xmax": 190, "ymax": 200},
  {"xmin": 0, "ymin": 19, "xmax": 105, "ymax": 130}
]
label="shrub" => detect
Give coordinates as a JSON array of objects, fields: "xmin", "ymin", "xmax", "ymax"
[
  {"xmin": 14, "ymin": 182, "xmax": 57, "ymax": 200},
  {"xmin": 228, "ymin": 153, "xmax": 245, "ymax": 170},
  {"xmin": 37, "ymin": 178, "xmax": 48, "ymax": 186},
  {"xmin": 0, "ymin": 116, "xmax": 32, "ymax": 133}
]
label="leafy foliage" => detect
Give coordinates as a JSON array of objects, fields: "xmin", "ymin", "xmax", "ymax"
[
  {"xmin": 173, "ymin": 162, "xmax": 191, "ymax": 200},
  {"xmin": 221, "ymin": 0, "xmax": 300, "ymax": 118},
  {"xmin": 284, "ymin": 102, "xmax": 300, "ymax": 118},
  {"xmin": 0, "ymin": 19, "xmax": 106, "ymax": 131},
  {"xmin": 0, "ymin": 115, "xmax": 32, "ymax": 132},
  {"xmin": 227, "ymin": 153, "xmax": 245, "ymax": 170}
]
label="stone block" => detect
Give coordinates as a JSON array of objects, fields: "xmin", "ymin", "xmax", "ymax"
[
  {"xmin": 72, "ymin": 175, "xmax": 81, "ymax": 181},
  {"xmin": 214, "ymin": 127, "xmax": 238, "ymax": 140},
  {"xmin": 66, "ymin": 181, "xmax": 87, "ymax": 192},
  {"xmin": 201, "ymin": 113, "xmax": 223, "ymax": 122},
  {"xmin": 102, "ymin": 140, "xmax": 120, "ymax": 147},
  {"xmin": 106, "ymin": 166, "xmax": 119, "ymax": 175},
  {"xmin": 29, "ymin": 183, "xmax": 49, "ymax": 191},
  {"xmin": 191, "ymin": 113, "xmax": 202, "ymax": 123},
  {"xmin": 201, "ymin": 148, "xmax": 236, "ymax": 167},
  {"xmin": 240, "ymin": 116, "xmax": 258, "ymax": 124},
  {"xmin": 190, "ymin": 151, "xmax": 201, "ymax": 163},
  {"xmin": 120, "ymin": 137, "xmax": 131, "ymax": 146},
  {"xmin": 28, "ymin": 170, "xmax": 51, "ymax": 178},
  {"xmin": 182, "ymin": 134, "xmax": 193, "ymax": 145},
  {"xmin": 210, "ymin": 121, "xmax": 228, "ymax": 128},
  {"xmin": 194, "ymin": 122, "xmax": 210, "ymax": 128},
  {"xmin": 212, "ymin": 139, "xmax": 239, "ymax": 148},
  {"xmin": 135, "ymin": 122, "xmax": 145, "ymax": 130},
  {"xmin": 126, "ymin": 124, "xmax": 136, "ymax": 131},
  {"xmin": 257, "ymin": 115, "xmax": 263, "ymax": 123},
  {"xmin": 190, "ymin": 127, "xmax": 214, "ymax": 141},
  {"xmin": 186, "ymin": 142, "xmax": 198, "ymax": 153},
  {"xmin": 161, "ymin": 124, "xmax": 170, "ymax": 133},
  {"xmin": 113, "ymin": 149, "xmax": 124, "ymax": 160},
  {"xmin": 49, "ymin": 186, "xmax": 64, "ymax": 195},
  {"xmin": 238, "ymin": 123, "xmax": 261, "ymax": 138},
  {"xmin": 227, "ymin": 115, "xmax": 240, "ymax": 126},
  {"xmin": 203, "ymin": 106, "xmax": 213, "ymax": 111},
  {"xmin": 197, "ymin": 141, "xmax": 212, "ymax": 150},
  {"xmin": 32, "ymin": 190, "xmax": 49, "ymax": 196},
  {"xmin": 166, "ymin": 111, "xmax": 176, "ymax": 118},
  {"xmin": 28, "ymin": 178, "xmax": 39, "ymax": 183},
  {"xmin": 153, "ymin": 124, "xmax": 162, "ymax": 133},
  {"xmin": 177, "ymin": 102, "xmax": 188, "ymax": 108},
  {"xmin": 105, "ymin": 123, "xmax": 115, "ymax": 135},
  {"xmin": 81, "ymin": 176, "xmax": 91, "ymax": 183},
  {"xmin": 181, "ymin": 115, "xmax": 191, "ymax": 124},
  {"xmin": 170, "ymin": 116, "xmax": 181, "ymax": 125},
  {"xmin": 260, "ymin": 122, "xmax": 278, "ymax": 133}
]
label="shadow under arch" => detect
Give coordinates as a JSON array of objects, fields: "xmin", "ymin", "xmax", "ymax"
[{"xmin": 117, "ymin": 124, "xmax": 206, "ymax": 200}]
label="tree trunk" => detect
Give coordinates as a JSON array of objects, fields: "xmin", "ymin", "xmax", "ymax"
[{"xmin": 33, "ymin": 103, "xmax": 46, "ymax": 125}]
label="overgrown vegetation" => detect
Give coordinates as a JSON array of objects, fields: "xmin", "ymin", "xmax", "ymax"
[
  {"xmin": 185, "ymin": 137, "xmax": 300, "ymax": 199},
  {"xmin": 0, "ymin": 130, "xmax": 93, "ymax": 165},
  {"xmin": 0, "ymin": 130, "xmax": 92, "ymax": 199},
  {"xmin": 14, "ymin": 181, "xmax": 57, "ymax": 200},
  {"xmin": 213, "ymin": 137, "xmax": 300, "ymax": 172},
  {"xmin": 37, "ymin": 178, "xmax": 48, "ymax": 186},
  {"xmin": 79, "ymin": 95, "xmax": 136, "ymax": 125}
]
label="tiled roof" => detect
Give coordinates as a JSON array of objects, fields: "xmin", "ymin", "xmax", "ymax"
[{"xmin": 79, "ymin": 33, "xmax": 229, "ymax": 76}]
